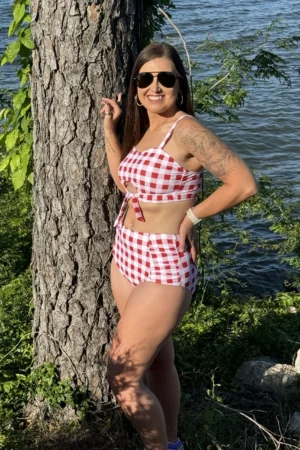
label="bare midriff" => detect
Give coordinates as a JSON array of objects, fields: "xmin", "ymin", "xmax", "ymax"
[{"xmin": 122, "ymin": 188, "xmax": 196, "ymax": 234}]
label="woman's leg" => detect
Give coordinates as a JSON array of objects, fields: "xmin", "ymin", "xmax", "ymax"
[
  {"xmin": 147, "ymin": 336, "xmax": 180, "ymax": 444},
  {"xmin": 111, "ymin": 257, "xmax": 181, "ymax": 444},
  {"xmin": 110, "ymin": 257, "xmax": 134, "ymax": 315},
  {"xmin": 107, "ymin": 281, "xmax": 192, "ymax": 450}
]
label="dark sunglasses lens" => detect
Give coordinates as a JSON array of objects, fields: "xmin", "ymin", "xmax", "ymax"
[
  {"xmin": 136, "ymin": 72, "xmax": 178, "ymax": 88},
  {"xmin": 137, "ymin": 73, "xmax": 153, "ymax": 88},
  {"xmin": 158, "ymin": 72, "xmax": 177, "ymax": 87}
]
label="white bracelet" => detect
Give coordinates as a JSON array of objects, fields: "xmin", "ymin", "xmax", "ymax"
[{"xmin": 186, "ymin": 207, "xmax": 202, "ymax": 225}]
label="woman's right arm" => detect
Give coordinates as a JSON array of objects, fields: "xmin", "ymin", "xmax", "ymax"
[
  {"xmin": 101, "ymin": 94, "xmax": 126, "ymax": 194},
  {"xmin": 104, "ymin": 129, "xmax": 126, "ymax": 193}
]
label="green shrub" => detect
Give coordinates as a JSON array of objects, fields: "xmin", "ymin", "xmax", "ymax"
[{"xmin": 176, "ymin": 292, "xmax": 300, "ymax": 387}]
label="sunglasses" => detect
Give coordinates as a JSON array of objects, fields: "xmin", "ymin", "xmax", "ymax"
[{"xmin": 134, "ymin": 71, "xmax": 181, "ymax": 89}]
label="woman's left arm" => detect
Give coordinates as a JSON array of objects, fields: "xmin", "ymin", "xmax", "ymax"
[{"xmin": 174, "ymin": 117, "xmax": 258, "ymax": 253}]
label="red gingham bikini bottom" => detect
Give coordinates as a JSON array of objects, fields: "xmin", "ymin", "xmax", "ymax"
[{"xmin": 112, "ymin": 224, "xmax": 198, "ymax": 294}]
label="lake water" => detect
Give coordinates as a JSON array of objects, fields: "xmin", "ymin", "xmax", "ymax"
[
  {"xmin": 0, "ymin": 0, "xmax": 299, "ymax": 296},
  {"xmin": 160, "ymin": 0, "xmax": 300, "ymax": 295}
]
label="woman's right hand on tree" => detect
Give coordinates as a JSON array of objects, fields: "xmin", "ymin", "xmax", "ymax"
[{"xmin": 100, "ymin": 93, "xmax": 123, "ymax": 131}]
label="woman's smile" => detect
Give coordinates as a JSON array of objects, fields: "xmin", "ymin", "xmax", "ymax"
[{"xmin": 147, "ymin": 95, "xmax": 165, "ymax": 102}]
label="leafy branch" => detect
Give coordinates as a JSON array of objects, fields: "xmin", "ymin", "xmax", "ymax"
[
  {"xmin": 0, "ymin": 0, "xmax": 33, "ymax": 191},
  {"xmin": 193, "ymin": 20, "xmax": 299, "ymax": 121}
]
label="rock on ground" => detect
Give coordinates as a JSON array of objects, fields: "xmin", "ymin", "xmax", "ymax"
[
  {"xmin": 288, "ymin": 412, "xmax": 300, "ymax": 437},
  {"xmin": 234, "ymin": 359, "xmax": 298, "ymax": 395},
  {"xmin": 293, "ymin": 349, "xmax": 300, "ymax": 373}
]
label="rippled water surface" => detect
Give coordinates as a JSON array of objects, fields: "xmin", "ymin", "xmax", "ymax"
[
  {"xmin": 0, "ymin": 0, "xmax": 299, "ymax": 295},
  {"xmin": 160, "ymin": 0, "xmax": 300, "ymax": 295}
]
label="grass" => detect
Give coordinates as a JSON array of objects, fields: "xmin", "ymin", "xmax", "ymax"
[{"xmin": 1, "ymin": 288, "xmax": 300, "ymax": 450}]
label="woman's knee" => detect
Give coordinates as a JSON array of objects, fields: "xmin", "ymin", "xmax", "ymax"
[
  {"xmin": 107, "ymin": 349, "xmax": 129, "ymax": 393},
  {"xmin": 107, "ymin": 346, "xmax": 142, "ymax": 394}
]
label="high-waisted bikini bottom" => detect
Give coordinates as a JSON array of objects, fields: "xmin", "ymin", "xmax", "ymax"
[{"xmin": 112, "ymin": 224, "xmax": 198, "ymax": 294}]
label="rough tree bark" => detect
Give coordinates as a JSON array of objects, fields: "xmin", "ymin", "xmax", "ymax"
[{"xmin": 30, "ymin": 0, "xmax": 141, "ymax": 402}]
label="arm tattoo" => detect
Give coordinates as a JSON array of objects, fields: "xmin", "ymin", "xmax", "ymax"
[
  {"xmin": 177, "ymin": 121, "xmax": 239, "ymax": 180},
  {"xmin": 105, "ymin": 136, "xmax": 116, "ymax": 153}
]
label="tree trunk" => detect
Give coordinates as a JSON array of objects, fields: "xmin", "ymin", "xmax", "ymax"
[{"xmin": 30, "ymin": 0, "xmax": 141, "ymax": 402}]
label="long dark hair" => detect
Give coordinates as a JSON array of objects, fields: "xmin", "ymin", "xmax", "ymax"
[{"xmin": 122, "ymin": 42, "xmax": 194, "ymax": 156}]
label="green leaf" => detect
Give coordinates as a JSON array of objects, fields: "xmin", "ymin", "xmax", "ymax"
[
  {"xmin": 8, "ymin": 20, "xmax": 18, "ymax": 37},
  {"xmin": 20, "ymin": 148, "xmax": 30, "ymax": 168},
  {"xmin": 20, "ymin": 103, "xmax": 31, "ymax": 117},
  {"xmin": 3, "ymin": 382, "xmax": 13, "ymax": 393},
  {"xmin": 23, "ymin": 14, "xmax": 31, "ymax": 23},
  {"xmin": 20, "ymin": 35, "xmax": 34, "ymax": 50},
  {"xmin": 22, "ymin": 64, "xmax": 31, "ymax": 74},
  {"xmin": 1, "ymin": 54, "xmax": 8, "ymax": 66},
  {"xmin": 0, "ymin": 108, "xmax": 8, "ymax": 120},
  {"xmin": 13, "ymin": 3, "xmax": 26, "ymax": 23},
  {"xmin": 21, "ymin": 115, "xmax": 29, "ymax": 132},
  {"xmin": 0, "ymin": 155, "xmax": 11, "ymax": 172},
  {"xmin": 20, "ymin": 72, "xmax": 29, "ymax": 87},
  {"xmin": 18, "ymin": 64, "xmax": 31, "ymax": 86},
  {"xmin": 27, "ymin": 171, "xmax": 34, "ymax": 184},
  {"xmin": 23, "ymin": 27, "xmax": 32, "ymax": 39},
  {"xmin": 3, "ymin": 108, "xmax": 11, "ymax": 119},
  {"xmin": 5, "ymin": 40, "xmax": 21, "ymax": 63},
  {"xmin": 9, "ymin": 3, "xmax": 27, "ymax": 36},
  {"xmin": 25, "ymin": 133, "xmax": 33, "ymax": 146},
  {"xmin": 5, "ymin": 129, "xmax": 19, "ymax": 150},
  {"xmin": 16, "ymin": 373, "xmax": 27, "ymax": 380},
  {"xmin": 20, "ymin": 142, "xmax": 31, "ymax": 155},
  {"xmin": 10, "ymin": 154, "xmax": 21, "ymax": 171},
  {"xmin": 11, "ymin": 167, "xmax": 26, "ymax": 190},
  {"xmin": 13, "ymin": 90, "xmax": 27, "ymax": 110}
]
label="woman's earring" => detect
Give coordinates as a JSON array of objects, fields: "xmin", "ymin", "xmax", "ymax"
[
  {"xmin": 177, "ymin": 92, "xmax": 183, "ymax": 105},
  {"xmin": 135, "ymin": 95, "xmax": 142, "ymax": 106}
]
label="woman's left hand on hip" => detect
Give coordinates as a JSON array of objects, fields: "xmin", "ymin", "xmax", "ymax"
[{"xmin": 178, "ymin": 219, "xmax": 198, "ymax": 263}]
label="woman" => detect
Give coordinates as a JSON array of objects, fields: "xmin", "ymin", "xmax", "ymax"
[{"xmin": 100, "ymin": 42, "xmax": 257, "ymax": 450}]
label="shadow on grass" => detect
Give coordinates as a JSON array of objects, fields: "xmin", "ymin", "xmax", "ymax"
[{"xmin": 19, "ymin": 410, "xmax": 140, "ymax": 450}]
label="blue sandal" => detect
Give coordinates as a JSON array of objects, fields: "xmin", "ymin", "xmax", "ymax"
[{"xmin": 168, "ymin": 438, "xmax": 184, "ymax": 450}]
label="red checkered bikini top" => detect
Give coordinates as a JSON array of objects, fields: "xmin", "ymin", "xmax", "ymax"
[{"xmin": 114, "ymin": 114, "xmax": 203, "ymax": 227}]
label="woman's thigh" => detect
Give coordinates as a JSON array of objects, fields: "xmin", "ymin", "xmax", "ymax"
[
  {"xmin": 110, "ymin": 257, "xmax": 134, "ymax": 316},
  {"xmin": 110, "ymin": 259, "xmax": 175, "ymax": 372},
  {"xmin": 108, "ymin": 281, "xmax": 192, "ymax": 384}
]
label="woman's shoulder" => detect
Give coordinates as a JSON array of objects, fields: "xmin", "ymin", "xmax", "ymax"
[
  {"xmin": 174, "ymin": 114, "xmax": 210, "ymax": 143},
  {"xmin": 173, "ymin": 113, "xmax": 222, "ymax": 159},
  {"xmin": 176, "ymin": 113, "xmax": 206, "ymax": 130}
]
